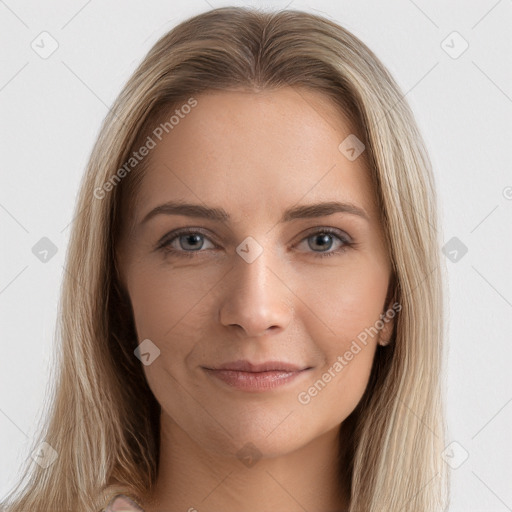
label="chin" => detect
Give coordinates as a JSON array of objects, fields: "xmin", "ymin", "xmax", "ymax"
[{"xmin": 194, "ymin": 419, "xmax": 318, "ymax": 461}]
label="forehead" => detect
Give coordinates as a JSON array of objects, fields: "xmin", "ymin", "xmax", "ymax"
[{"xmin": 132, "ymin": 87, "xmax": 378, "ymax": 225}]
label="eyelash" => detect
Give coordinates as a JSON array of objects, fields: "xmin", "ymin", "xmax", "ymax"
[{"xmin": 156, "ymin": 227, "xmax": 354, "ymax": 259}]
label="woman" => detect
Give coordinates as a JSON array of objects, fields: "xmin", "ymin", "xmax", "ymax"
[{"xmin": 1, "ymin": 6, "xmax": 449, "ymax": 511}]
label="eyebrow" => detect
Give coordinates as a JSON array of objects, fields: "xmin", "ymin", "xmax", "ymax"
[{"xmin": 140, "ymin": 200, "xmax": 370, "ymax": 226}]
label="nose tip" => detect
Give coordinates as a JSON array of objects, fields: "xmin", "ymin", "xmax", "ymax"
[
  {"xmin": 221, "ymin": 289, "xmax": 289, "ymax": 338},
  {"xmin": 218, "ymin": 254, "xmax": 292, "ymax": 337}
]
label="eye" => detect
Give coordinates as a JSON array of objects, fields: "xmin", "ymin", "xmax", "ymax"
[
  {"xmin": 295, "ymin": 228, "xmax": 353, "ymax": 258},
  {"xmin": 156, "ymin": 228, "xmax": 216, "ymax": 257},
  {"xmin": 156, "ymin": 227, "xmax": 354, "ymax": 259}
]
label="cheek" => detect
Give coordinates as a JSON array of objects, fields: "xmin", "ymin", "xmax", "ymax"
[
  {"xmin": 127, "ymin": 263, "xmax": 217, "ymax": 398},
  {"xmin": 291, "ymin": 257, "xmax": 387, "ymax": 412},
  {"xmin": 294, "ymin": 254, "xmax": 389, "ymax": 346},
  {"xmin": 127, "ymin": 261, "xmax": 214, "ymax": 342}
]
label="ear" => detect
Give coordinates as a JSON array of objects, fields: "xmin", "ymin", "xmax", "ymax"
[
  {"xmin": 378, "ymin": 308, "xmax": 396, "ymax": 346},
  {"xmin": 378, "ymin": 281, "xmax": 399, "ymax": 347},
  {"xmin": 105, "ymin": 494, "xmax": 144, "ymax": 511}
]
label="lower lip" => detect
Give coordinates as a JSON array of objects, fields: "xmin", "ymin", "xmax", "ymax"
[{"xmin": 203, "ymin": 368, "xmax": 310, "ymax": 392}]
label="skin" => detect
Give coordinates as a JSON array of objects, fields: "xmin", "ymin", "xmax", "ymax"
[{"xmin": 116, "ymin": 87, "xmax": 395, "ymax": 512}]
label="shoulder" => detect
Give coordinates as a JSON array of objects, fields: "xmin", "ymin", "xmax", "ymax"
[{"xmin": 103, "ymin": 494, "xmax": 144, "ymax": 511}]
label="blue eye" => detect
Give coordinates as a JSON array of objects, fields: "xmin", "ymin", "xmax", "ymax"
[
  {"xmin": 175, "ymin": 233, "xmax": 212, "ymax": 251},
  {"xmin": 298, "ymin": 229, "xmax": 352, "ymax": 258},
  {"xmin": 157, "ymin": 229, "xmax": 216, "ymax": 255},
  {"xmin": 156, "ymin": 227, "xmax": 353, "ymax": 259}
]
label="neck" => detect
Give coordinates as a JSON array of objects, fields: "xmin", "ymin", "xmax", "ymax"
[{"xmin": 142, "ymin": 411, "xmax": 350, "ymax": 512}]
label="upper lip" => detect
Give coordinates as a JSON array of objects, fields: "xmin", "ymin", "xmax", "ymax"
[{"xmin": 204, "ymin": 360, "xmax": 310, "ymax": 372}]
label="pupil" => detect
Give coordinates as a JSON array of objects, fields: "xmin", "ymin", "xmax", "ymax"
[
  {"xmin": 180, "ymin": 234, "xmax": 203, "ymax": 250},
  {"xmin": 310, "ymin": 234, "xmax": 333, "ymax": 251}
]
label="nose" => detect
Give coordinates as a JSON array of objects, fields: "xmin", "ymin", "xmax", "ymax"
[{"xmin": 218, "ymin": 247, "xmax": 293, "ymax": 338}]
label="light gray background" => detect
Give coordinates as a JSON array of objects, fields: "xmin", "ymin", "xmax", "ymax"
[{"xmin": 1, "ymin": 1, "xmax": 511, "ymax": 510}]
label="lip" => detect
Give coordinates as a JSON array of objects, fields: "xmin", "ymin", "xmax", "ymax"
[
  {"xmin": 202, "ymin": 360, "xmax": 312, "ymax": 392},
  {"xmin": 206, "ymin": 360, "xmax": 309, "ymax": 372}
]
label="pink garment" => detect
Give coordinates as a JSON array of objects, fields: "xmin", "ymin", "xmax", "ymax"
[{"xmin": 104, "ymin": 494, "xmax": 144, "ymax": 511}]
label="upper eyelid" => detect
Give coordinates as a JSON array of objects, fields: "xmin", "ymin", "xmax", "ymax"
[{"xmin": 298, "ymin": 226, "xmax": 351, "ymax": 240}]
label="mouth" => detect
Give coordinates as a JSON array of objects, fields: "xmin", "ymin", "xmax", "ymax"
[
  {"xmin": 202, "ymin": 360, "xmax": 312, "ymax": 392},
  {"xmin": 204, "ymin": 359, "xmax": 311, "ymax": 372}
]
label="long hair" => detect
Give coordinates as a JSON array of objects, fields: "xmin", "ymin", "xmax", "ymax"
[{"xmin": 1, "ymin": 6, "xmax": 449, "ymax": 511}]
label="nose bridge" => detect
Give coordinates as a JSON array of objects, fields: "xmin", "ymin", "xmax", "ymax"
[{"xmin": 218, "ymin": 242, "xmax": 292, "ymax": 336}]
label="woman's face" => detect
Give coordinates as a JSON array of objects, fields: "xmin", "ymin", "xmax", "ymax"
[{"xmin": 117, "ymin": 87, "xmax": 394, "ymax": 458}]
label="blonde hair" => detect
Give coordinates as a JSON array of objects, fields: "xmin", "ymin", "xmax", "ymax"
[{"xmin": 1, "ymin": 6, "xmax": 449, "ymax": 511}]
